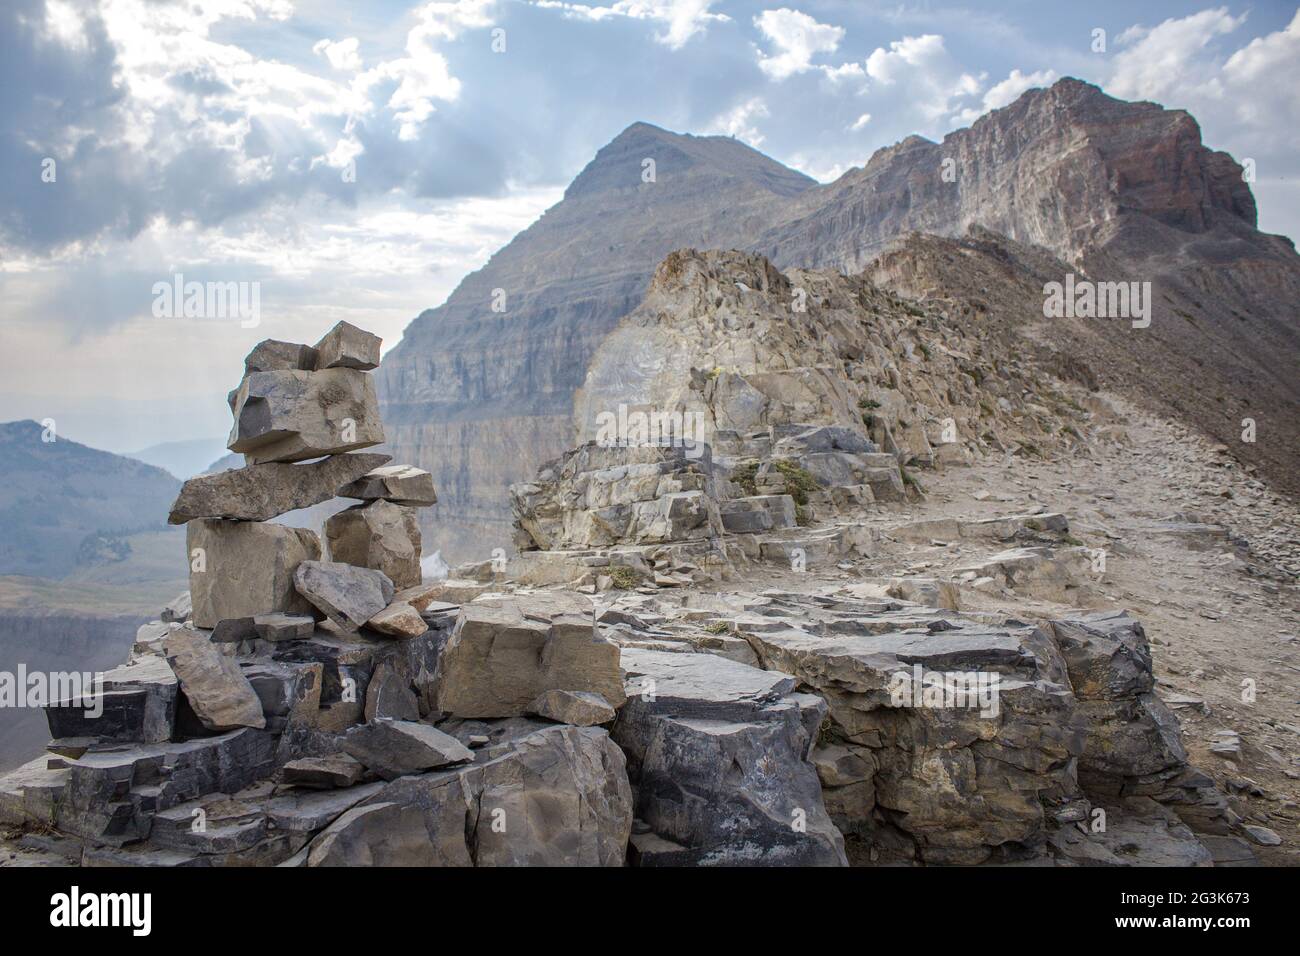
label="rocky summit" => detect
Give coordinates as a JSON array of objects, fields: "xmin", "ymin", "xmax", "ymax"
[{"xmin": 1, "ymin": 260, "xmax": 1284, "ymax": 867}]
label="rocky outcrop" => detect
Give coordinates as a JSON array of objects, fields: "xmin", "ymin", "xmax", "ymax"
[{"xmin": 376, "ymin": 79, "xmax": 1300, "ymax": 560}]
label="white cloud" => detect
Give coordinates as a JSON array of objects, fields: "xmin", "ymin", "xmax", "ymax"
[
  {"xmin": 707, "ymin": 96, "xmax": 769, "ymax": 145},
  {"xmin": 753, "ymin": 7, "xmax": 844, "ymax": 80},
  {"xmin": 313, "ymin": 37, "xmax": 362, "ymax": 71},
  {"xmin": 863, "ymin": 33, "xmax": 981, "ymax": 123},
  {"xmin": 955, "ymin": 67, "xmax": 1056, "ymax": 124},
  {"xmin": 532, "ymin": 0, "xmax": 729, "ymax": 50},
  {"xmin": 1106, "ymin": 7, "xmax": 1246, "ymax": 102},
  {"xmin": 1096, "ymin": 8, "xmax": 1300, "ymax": 237},
  {"xmin": 849, "ymin": 112, "xmax": 871, "ymax": 131},
  {"xmin": 356, "ymin": 0, "xmax": 497, "ymax": 140}
]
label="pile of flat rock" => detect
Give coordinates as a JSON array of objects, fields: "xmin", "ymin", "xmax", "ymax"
[{"xmin": 0, "ymin": 324, "xmax": 1253, "ymax": 868}]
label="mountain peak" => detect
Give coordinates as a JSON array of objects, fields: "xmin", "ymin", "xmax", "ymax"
[{"xmin": 565, "ymin": 121, "xmax": 815, "ymax": 200}]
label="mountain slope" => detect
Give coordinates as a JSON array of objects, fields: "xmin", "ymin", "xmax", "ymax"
[
  {"xmin": 376, "ymin": 123, "xmax": 817, "ymax": 560},
  {"xmin": 0, "ymin": 420, "xmax": 181, "ymax": 578},
  {"xmin": 378, "ymin": 79, "xmax": 1300, "ymax": 561}
]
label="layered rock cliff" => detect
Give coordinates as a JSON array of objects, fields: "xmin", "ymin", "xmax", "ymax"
[{"xmin": 377, "ymin": 78, "xmax": 1300, "ymax": 561}]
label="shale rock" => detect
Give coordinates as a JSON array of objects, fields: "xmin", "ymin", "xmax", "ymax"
[
  {"xmin": 337, "ymin": 464, "xmax": 438, "ymax": 506},
  {"xmin": 293, "ymin": 560, "xmax": 394, "ymax": 632},
  {"xmin": 281, "ymin": 754, "xmax": 366, "ymax": 789},
  {"xmin": 434, "ymin": 592, "xmax": 625, "ymax": 719},
  {"xmin": 187, "ymin": 519, "xmax": 321, "ymax": 629},
  {"xmin": 325, "ymin": 500, "xmax": 422, "ymax": 589},
  {"xmin": 228, "ymin": 367, "xmax": 385, "ymax": 464},
  {"xmin": 365, "ymin": 602, "xmax": 428, "ymax": 639},
  {"xmin": 342, "ymin": 719, "xmax": 473, "ymax": 780},
  {"xmin": 163, "ymin": 626, "xmax": 266, "ymax": 731},
  {"xmin": 313, "ymin": 320, "xmax": 382, "ymax": 371},
  {"xmin": 614, "ymin": 647, "xmax": 847, "ymax": 866},
  {"xmin": 168, "ymin": 453, "xmax": 390, "ymax": 524},
  {"xmin": 530, "ymin": 689, "xmax": 616, "ymax": 726},
  {"xmin": 307, "ymin": 721, "xmax": 631, "ymax": 866}
]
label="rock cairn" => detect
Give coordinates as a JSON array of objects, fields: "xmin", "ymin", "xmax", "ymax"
[{"xmin": 0, "ymin": 322, "xmax": 633, "ymax": 866}]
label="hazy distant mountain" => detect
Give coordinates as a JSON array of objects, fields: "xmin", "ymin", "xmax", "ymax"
[
  {"xmin": 377, "ymin": 79, "xmax": 1300, "ymax": 562},
  {"xmin": 128, "ymin": 437, "xmax": 230, "ymax": 480},
  {"xmin": 0, "ymin": 420, "xmax": 181, "ymax": 578}
]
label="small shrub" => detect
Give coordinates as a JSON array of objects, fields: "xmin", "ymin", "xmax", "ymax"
[{"xmin": 608, "ymin": 566, "xmax": 638, "ymax": 590}]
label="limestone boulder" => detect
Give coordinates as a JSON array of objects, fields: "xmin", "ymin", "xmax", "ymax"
[
  {"xmin": 530, "ymin": 689, "xmax": 616, "ymax": 726},
  {"xmin": 168, "ymin": 453, "xmax": 390, "ymax": 524},
  {"xmin": 228, "ymin": 367, "xmax": 385, "ymax": 464},
  {"xmin": 337, "ymin": 464, "xmax": 437, "ymax": 506},
  {"xmin": 434, "ymin": 592, "xmax": 625, "ymax": 719},
  {"xmin": 293, "ymin": 561, "xmax": 394, "ymax": 632},
  {"xmin": 313, "ymin": 320, "xmax": 381, "ymax": 371},
  {"xmin": 187, "ymin": 519, "xmax": 320, "ymax": 629},
  {"xmin": 325, "ymin": 500, "xmax": 422, "ymax": 589},
  {"xmin": 366, "ymin": 602, "xmax": 428, "ymax": 639},
  {"xmin": 163, "ymin": 626, "xmax": 267, "ymax": 731},
  {"xmin": 244, "ymin": 339, "xmax": 318, "ymax": 373}
]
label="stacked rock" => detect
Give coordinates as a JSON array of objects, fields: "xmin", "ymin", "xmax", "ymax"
[{"xmin": 169, "ymin": 320, "xmax": 440, "ymax": 646}]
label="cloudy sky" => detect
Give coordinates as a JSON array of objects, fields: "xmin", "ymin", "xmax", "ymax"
[{"xmin": 2, "ymin": 0, "xmax": 1298, "ymax": 454}]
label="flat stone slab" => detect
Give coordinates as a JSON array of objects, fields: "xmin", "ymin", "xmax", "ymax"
[
  {"xmin": 164, "ymin": 626, "xmax": 267, "ymax": 731},
  {"xmin": 169, "ymin": 453, "xmax": 391, "ymax": 524},
  {"xmin": 294, "ymin": 560, "xmax": 394, "ymax": 631},
  {"xmin": 337, "ymin": 464, "xmax": 438, "ymax": 506},
  {"xmin": 342, "ymin": 720, "xmax": 473, "ymax": 780}
]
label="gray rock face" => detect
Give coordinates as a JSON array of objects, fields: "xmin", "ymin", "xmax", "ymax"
[
  {"xmin": 530, "ymin": 689, "xmax": 616, "ymax": 726},
  {"xmin": 168, "ymin": 453, "xmax": 390, "ymax": 524},
  {"xmin": 511, "ymin": 442, "xmax": 722, "ymax": 551},
  {"xmin": 244, "ymin": 339, "xmax": 318, "ymax": 374},
  {"xmin": 613, "ymin": 647, "xmax": 847, "ymax": 866},
  {"xmin": 738, "ymin": 599, "xmax": 1086, "ymax": 865},
  {"xmin": 307, "ymin": 721, "xmax": 632, "ymax": 866},
  {"xmin": 718, "ymin": 495, "xmax": 797, "ymax": 534},
  {"xmin": 365, "ymin": 602, "xmax": 428, "ymax": 639},
  {"xmin": 337, "ymin": 464, "xmax": 438, "ymax": 506},
  {"xmin": 253, "ymin": 613, "xmax": 316, "ymax": 642},
  {"xmin": 44, "ymin": 656, "xmax": 179, "ymax": 744},
  {"xmin": 325, "ymin": 500, "xmax": 423, "ymax": 589},
  {"xmin": 163, "ymin": 626, "xmax": 267, "ymax": 731},
  {"xmin": 293, "ymin": 560, "xmax": 394, "ymax": 632},
  {"xmin": 342, "ymin": 719, "xmax": 473, "ymax": 780},
  {"xmin": 187, "ymin": 519, "xmax": 321, "ymax": 628},
  {"xmin": 1045, "ymin": 611, "xmax": 1223, "ymax": 832},
  {"xmin": 434, "ymin": 592, "xmax": 626, "ymax": 719},
  {"xmin": 228, "ymin": 367, "xmax": 385, "ymax": 464},
  {"xmin": 314, "ymin": 320, "xmax": 382, "ymax": 371}
]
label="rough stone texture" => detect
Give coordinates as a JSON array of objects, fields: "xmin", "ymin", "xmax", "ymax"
[
  {"xmin": 530, "ymin": 689, "xmax": 616, "ymax": 726},
  {"xmin": 253, "ymin": 613, "xmax": 316, "ymax": 642},
  {"xmin": 244, "ymin": 339, "xmax": 318, "ymax": 374},
  {"xmin": 737, "ymin": 598, "xmax": 1087, "ymax": 865},
  {"xmin": 342, "ymin": 719, "xmax": 473, "ymax": 780},
  {"xmin": 44, "ymin": 656, "xmax": 179, "ymax": 744},
  {"xmin": 307, "ymin": 721, "xmax": 632, "ymax": 866},
  {"xmin": 434, "ymin": 592, "xmax": 626, "ymax": 719},
  {"xmin": 512, "ymin": 443, "xmax": 722, "ymax": 551},
  {"xmin": 314, "ymin": 320, "xmax": 381, "ymax": 371},
  {"xmin": 228, "ymin": 367, "xmax": 385, "ymax": 465},
  {"xmin": 613, "ymin": 647, "xmax": 847, "ymax": 866},
  {"xmin": 168, "ymin": 453, "xmax": 390, "ymax": 524},
  {"xmin": 163, "ymin": 626, "xmax": 266, "ymax": 731},
  {"xmin": 366, "ymin": 602, "xmax": 428, "ymax": 639},
  {"xmin": 1046, "ymin": 611, "xmax": 1227, "ymax": 832},
  {"xmin": 187, "ymin": 519, "xmax": 321, "ymax": 629},
  {"xmin": 281, "ymin": 754, "xmax": 365, "ymax": 789},
  {"xmin": 337, "ymin": 464, "xmax": 438, "ymax": 506},
  {"xmin": 718, "ymin": 495, "xmax": 797, "ymax": 534},
  {"xmin": 293, "ymin": 560, "xmax": 394, "ymax": 632},
  {"xmin": 325, "ymin": 500, "xmax": 423, "ymax": 589}
]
